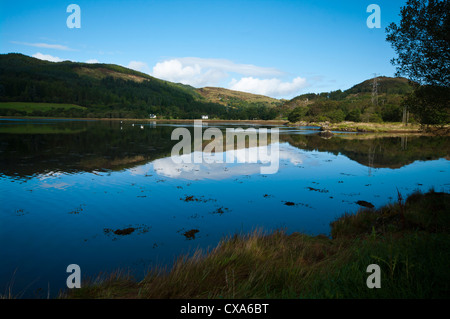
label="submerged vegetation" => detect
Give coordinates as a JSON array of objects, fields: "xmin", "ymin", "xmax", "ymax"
[{"xmin": 60, "ymin": 190, "xmax": 450, "ymax": 299}]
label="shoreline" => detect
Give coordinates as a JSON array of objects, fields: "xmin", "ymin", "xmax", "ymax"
[
  {"xmin": 56, "ymin": 190, "xmax": 449, "ymax": 299},
  {"xmin": 1, "ymin": 116, "xmax": 449, "ymax": 135},
  {"xmin": 0, "ymin": 116, "xmax": 289, "ymax": 125}
]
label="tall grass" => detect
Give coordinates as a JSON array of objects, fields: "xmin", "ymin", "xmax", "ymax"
[{"xmin": 63, "ymin": 190, "xmax": 449, "ymax": 299}]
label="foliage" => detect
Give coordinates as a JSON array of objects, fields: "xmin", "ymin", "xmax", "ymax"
[
  {"xmin": 284, "ymin": 77, "xmax": 413, "ymax": 123},
  {"xmin": 0, "ymin": 53, "xmax": 279, "ymax": 120},
  {"xmin": 385, "ymin": 0, "xmax": 450, "ymax": 125},
  {"xmin": 403, "ymin": 85, "xmax": 450, "ymax": 125},
  {"xmin": 386, "ymin": 0, "xmax": 450, "ymax": 87},
  {"xmin": 345, "ymin": 108, "xmax": 361, "ymax": 122},
  {"xmin": 287, "ymin": 106, "xmax": 307, "ymax": 122}
]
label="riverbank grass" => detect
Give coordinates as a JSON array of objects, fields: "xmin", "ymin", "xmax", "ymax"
[
  {"xmin": 61, "ymin": 190, "xmax": 449, "ymax": 299},
  {"xmin": 313, "ymin": 121, "xmax": 449, "ymax": 134}
]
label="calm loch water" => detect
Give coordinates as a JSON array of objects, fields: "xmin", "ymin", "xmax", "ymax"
[{"xmin": 0, "ymin": 118, "xmax": 449, "ymax": 297}]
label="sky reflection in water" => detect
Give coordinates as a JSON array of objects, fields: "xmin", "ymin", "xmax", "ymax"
[{"xmin": 0, "ymin": 119, "xmax": 449, "ymax": 297}]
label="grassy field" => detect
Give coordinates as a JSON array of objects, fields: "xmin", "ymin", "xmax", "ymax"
[
  {"xmin": 0, "ymin": 102, "xmax": 86, "ymax": 113},
  {"xmin": 58, "ymin": 190, "xmax": 450, "ymax": 299}
]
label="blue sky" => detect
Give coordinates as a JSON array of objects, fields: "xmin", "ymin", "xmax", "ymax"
[{"xmin": 0, "ymin": 0, "xmax": 407, "ymax": 98}]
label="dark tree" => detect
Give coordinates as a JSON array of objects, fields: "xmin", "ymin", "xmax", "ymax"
[
  {"xmin": 288, "ymin": 107, "xmax": 306, "ymax": 123},
  {"xmin": 386, "ymin": 0, "xmax": 449, "ymax": 125},
  {"xmin": 403, "ymin": 85, "xmax": 449, "ymax": 124},
  {"xmin": 386, "ymin": 0, "xmax": 450, "ymax": 87}
]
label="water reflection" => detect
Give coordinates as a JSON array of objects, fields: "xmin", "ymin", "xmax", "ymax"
[
  {"xmin": 0, "ymin": 119, "xmax": 449, "ymax": 179},
  {"xmin": 0, "ymin": 119, "xmax": 449, "ymax": 297},
  {"xmin": 147, "ymin": 143, "xmax": 304, "ymax": 180}
]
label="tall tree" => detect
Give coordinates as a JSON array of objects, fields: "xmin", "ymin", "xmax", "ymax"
[
  {"xmin": 386, "ymin": 0, "xmax": 450, "ymax": 87},
  {"xmin": 386, "ymin": 0, "xmax": 449, "ymax": 125}
]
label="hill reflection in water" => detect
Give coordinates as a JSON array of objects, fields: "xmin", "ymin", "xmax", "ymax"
[{"xmin": 0, "ymin": 119, "xmax": 449, "ymax": 297}]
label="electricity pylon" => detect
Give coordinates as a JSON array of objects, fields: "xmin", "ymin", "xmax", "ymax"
[{"xmin": 371, "ymin": 73, "xmax": 379, "ymax": 106}]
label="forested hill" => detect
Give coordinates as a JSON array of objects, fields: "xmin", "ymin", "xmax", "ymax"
[
  {"xmin": 283, "ymin": 76, "xmax": 415, "ymax": 123},
  {"xmin": 0, "ymin": 53, "xmax": 417, "ymax": 122},
  {"xmin": 0, "ymin": 53, "xmax": 224, "ymax": 118},
  {"xmin": 0, "ymin": 53, "xmax": 279, "ymax": 120}
]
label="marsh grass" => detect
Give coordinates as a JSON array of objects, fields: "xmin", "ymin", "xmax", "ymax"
[
  {"xmin": 325, "ymin": 122, "xmax": 424, "ymax": 133},
  {"xmin": 63, "ymin": 190, "xmax": 449, "ymax": 299},
  {"xmin": 0, "ymin": 268, "xmax": 44, "ymax": 299},
  {"xmin": 59, "ymin": 269, "xmax": 138, "ymax": 299}
]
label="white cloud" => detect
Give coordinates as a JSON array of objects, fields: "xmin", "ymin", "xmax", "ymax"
[
  {"xmin": 152, "ymin": 59, "xmax": 227, "ymax": 87},
  {"xmin": 151, "ymin": 57, "xmax": 285, "ymax": 88},
  {"xmin": 86, "ymin": 59, "xmax": 99, "ymax": 64},
  {"xmin": 148, "ymin": 57, "xmax": 310, "ymax": 98},
  {"xmin": 32, "ymin": 52, "xmax": 64, "ymax": 62},
  {"xmin": 229, "ymin": 76, "xmax": 308, "ymax": 98},
  {"xmin": 127, "ymin": 61, "xmax": 150, "ymax": 73},
  {"xmin": 176, "ymin": 58, "xmax": 284, "ymax": 77},
  {"xmin": 11, "ymin": 41, "xmax": 74, "ymax": 51}
]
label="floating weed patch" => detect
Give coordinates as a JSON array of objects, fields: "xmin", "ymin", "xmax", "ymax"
[
  {"xmin": 307, "ymin": 187, "xmax": 329, "ymax": 193},
  {"xmin": 356, "ymin": 200, "xmax": 375, "ymax": 208},
  {"xmin": 103, "ymin": 224, "xmax": 150, "ymax": 240},
  {"xmin": 211, "ymin": 207, "xmax": 230, "ymax": 215},
  {"xmin": 181, "ymin": 195, "xmax": 216, "ymax": 203},
  {"xmin": 183, "ymin": 229, "xmax": 200, "ymax": 240},
  {"xmin": 14, "ymin": 209, "xmax": 28, "ymax": 216},
  {"xmin": 182, "ymin": 195, "xmax": 196, "ymax": 202},
  {"xmin": 113, "ymin": 228, "xmax": 135, "ymax": 236},
  {"xmin": 282, "ymin": 201, "xmax": 313, "ymax": 208},
  {"xmin": 284, "ymin": 201, "xmax": 295, "ymax": 206},
  {"xmin": 68, "ymin": 204, "xmax": 86, "ymax": 214}
]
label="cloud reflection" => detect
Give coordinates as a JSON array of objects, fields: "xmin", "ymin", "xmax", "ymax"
[{"xmin": 145, "ymin": 143, "xmax": 305, "ymax": 180}]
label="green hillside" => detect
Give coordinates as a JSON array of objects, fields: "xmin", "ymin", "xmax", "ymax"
[
  {"xmin": 0, "ymin": 53, "xmax": 281, "ymax": 120},
  {"xmin": 284, "ymin": 76, "xmax": 414, "ymax": 123},
  {"xmin": 346, "ymin": 76, "xmax": 413, "ymax": 95},
  {"xmin": 196, "ymin": 87, "xmax": 281, "ymax": 107},
  {"xmin": 0, "ymin": 54, "xmax": 418, "ymax": 122},
  {"xmin": 0, "ymin": 53, "xmax": 276, "ymax": 120}
]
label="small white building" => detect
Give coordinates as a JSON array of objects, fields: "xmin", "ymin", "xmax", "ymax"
[
  {"xmin": 149, "ymin": 114, "xmax": 157, "ymax": 119},
  {"xmin": 201, "ymin": 115, "xmax": 209, "ymax": 120}
]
